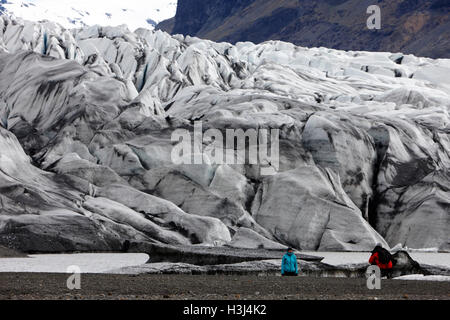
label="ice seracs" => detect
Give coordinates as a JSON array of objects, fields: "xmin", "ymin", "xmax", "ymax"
[{"xmin": 0, "ymin": 16, "xmax": 448, "ymax": 253}]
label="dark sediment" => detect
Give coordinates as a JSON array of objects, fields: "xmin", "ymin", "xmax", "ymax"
[
  {"xmin": 128, "ymin": 243, "xmax": 324, "ymax": 265},
  {"xmin": 0, "ymin": 245, "xmax": 27, "ymax": 258},
  {"xmin": 0, "ymin": 273, "xmax": 449, "ymax": 300}
]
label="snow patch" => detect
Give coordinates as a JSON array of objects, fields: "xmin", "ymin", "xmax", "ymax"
[{"xmin": 394, "ymin": 275, "xmax": 450, "ymax": 282}]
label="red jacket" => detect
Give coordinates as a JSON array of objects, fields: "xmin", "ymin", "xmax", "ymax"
[{"xmin": 369, "ymin": 252, "xmax": 393, "ymax": 269}]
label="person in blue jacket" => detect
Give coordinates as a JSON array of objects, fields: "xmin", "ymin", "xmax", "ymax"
[{"xmin": 281, "ymin": 247, "xmax": 298, "ymax": 276}]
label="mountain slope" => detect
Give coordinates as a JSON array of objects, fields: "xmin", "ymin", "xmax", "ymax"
[
  {"xmin": 0, "ymin": 16, "xmax": 449, "ymax": 253},
  {"xmin": 160, "ymin": 0, "xmax": 450, "ymax": 59}
]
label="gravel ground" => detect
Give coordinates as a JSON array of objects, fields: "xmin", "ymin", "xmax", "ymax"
[{"xmin": 0, "ymin": 273, "xmax": 449, "ymax": 300}]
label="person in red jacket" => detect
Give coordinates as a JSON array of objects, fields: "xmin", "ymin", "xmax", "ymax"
[{"xmin": 369, "ymin": 245, "xmax": 394, "ymax": 278}]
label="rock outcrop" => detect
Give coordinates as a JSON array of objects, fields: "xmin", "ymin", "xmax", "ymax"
[
  {"xmin": 107, "ymin": 250, "xmax": 450, "ymax": 278},
  {"xmin": 128, "ymin": 243, "xmax": 323, "ymax": 265},
  {"xmin": 0, "ymin": 244, "xmax": 26, "ymax": 257}
]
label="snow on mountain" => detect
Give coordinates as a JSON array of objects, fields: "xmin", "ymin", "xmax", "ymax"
[
  {"xmin": 0, "ymin": 0, "xmax": 177, "ymax": 30},
  {"xmin": 0, "ymin": 15, "xmax": 448, "ymax": 254}
]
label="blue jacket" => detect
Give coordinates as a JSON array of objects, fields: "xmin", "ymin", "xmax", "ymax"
[{"xmin": 281, "ymin": 252, "xmax": 298, "ymax": 275}]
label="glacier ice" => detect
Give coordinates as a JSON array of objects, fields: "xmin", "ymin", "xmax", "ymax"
[{"xmin": 0, "ymin": 16, "xmax": 448, "ymax": 253}]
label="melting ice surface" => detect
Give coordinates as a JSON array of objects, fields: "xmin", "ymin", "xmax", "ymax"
[
  {"xmin": 394, "ymin": 275, "xmax": 450, "ymax": 282},
  {"xmin": 0, "ymin": 252, "xmax": 449, "ymax": 275},
  {"xmin": 0, "ymin": 253, "xmax": 149, "ymax": 273},
  {"xmin": 300, "ymin": 252, "xmax": 450, "ymax": 269}
]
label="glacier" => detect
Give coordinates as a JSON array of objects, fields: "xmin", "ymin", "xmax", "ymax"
[{"xmin": 0, "ymin": 15, "xmax": 448, "ymax": 254}]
